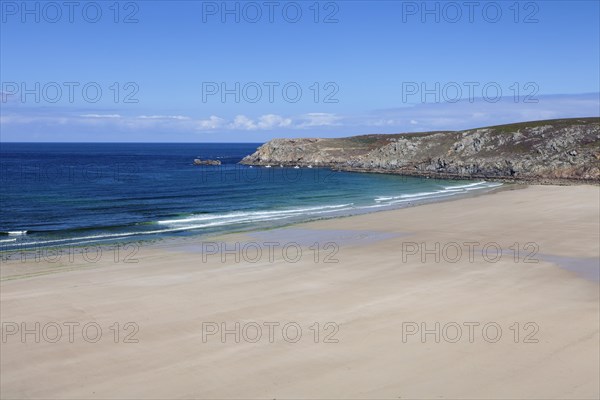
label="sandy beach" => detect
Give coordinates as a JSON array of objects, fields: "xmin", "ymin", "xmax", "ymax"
[{"xmin": 1, "ymin": 184, "xmax": 598, "ymax": 399}]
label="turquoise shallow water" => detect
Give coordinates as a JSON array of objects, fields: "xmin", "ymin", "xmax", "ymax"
[{"xmin": 0, "ymin": 142, "xmax": 501, "ymax": 250}]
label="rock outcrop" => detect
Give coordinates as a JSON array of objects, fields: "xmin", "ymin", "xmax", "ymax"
[
  {"xmin": 194, "ymin": 159, "xmax": 221, "ymax": 166},
  {"xmin": 240, "ymin": 118, "xmax": 600, "ymax": 183}
]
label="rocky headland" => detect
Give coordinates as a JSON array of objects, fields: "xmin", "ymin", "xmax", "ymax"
[{"xmin": 240, "ymin": 117, "xmax": 600, "ymax": 184}]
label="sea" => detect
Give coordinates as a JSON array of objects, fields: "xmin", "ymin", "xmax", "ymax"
[{"xmin": 0, "ymin": 143, "xmax": 502, "ymax": 251}]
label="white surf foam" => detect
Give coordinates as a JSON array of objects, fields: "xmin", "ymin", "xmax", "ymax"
[
  {"xmin": 9, "ymin": 204, "xmax": 358, "ymax": 248},
  {"xmin": 374, "ymin": 181, "xmax": 502, "ymax": 205},
  {"xmin": 7, "ymin": 231, "xmax": 27, "ymax": 236},
  {"xmin": 442, "ymin": 181, "xmax": 488, "ymax": 190},
  {"xmin": 158, "ymin": 204, "xmax": 353, "ymax": 225}
]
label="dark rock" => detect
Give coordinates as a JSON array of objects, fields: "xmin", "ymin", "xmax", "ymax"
[{"xmin": 194, "ymin": 159, "xmax": 221, "ymax": 166}]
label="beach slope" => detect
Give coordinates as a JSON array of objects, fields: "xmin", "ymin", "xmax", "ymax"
[{"xmin": 1, "ymin": 185, "xmax": 599, "ymax": 399}]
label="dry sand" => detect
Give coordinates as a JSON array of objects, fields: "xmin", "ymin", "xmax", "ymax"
[{"xmin": 1, "ymin": 185, "xmax": 599, "ymax": 399}]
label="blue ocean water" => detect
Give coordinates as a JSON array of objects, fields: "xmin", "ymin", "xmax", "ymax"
[{"xmin": 0, "ymin": 143, "xmax": 501, "ymax": 250}]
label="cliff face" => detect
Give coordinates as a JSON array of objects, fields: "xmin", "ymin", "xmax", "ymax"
[{"xmin": 240, "ymin": 118, "xmax": 600, "ymax": 183}]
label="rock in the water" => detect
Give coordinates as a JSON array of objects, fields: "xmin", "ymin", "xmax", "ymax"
[{"xmin": 194, "ymin": 159, "xmax": 221, "ymax": 166}]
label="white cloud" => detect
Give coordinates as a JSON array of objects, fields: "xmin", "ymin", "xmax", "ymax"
[
  {"xmin": 257, "ymin": 114, "xmax": 292, "ymax": 129},
  {"xmin": 225, "ymin": 114, "xmax": 293, "ymax": 130},
  {"xmin": 367, "ymin": 119, "xmax": 397, "ymax": 127},
  {"xmin": 3, "ymin": 93, "xmax": 598, "ymax": 140},
  {"xmin": 196, "ymin": 115, "xmax": 226, "ymax": 130},
  {"xmin": 80, "ymin": 114, "xmax": 121, "ymax": 118},
  {"xmin": 364, "ymin": 93, "xmax": 600, "ymax": 132},
  {"xmin": 138, "ymin": 115, "xmax": 190, "ymax": 120},
  {"xmin": 229, "ymin": 115, "xmax": 257, "ymax": 130},
  {"xmin": 296, "ymin": 112, "xmax": 343, "ymax": 128}
]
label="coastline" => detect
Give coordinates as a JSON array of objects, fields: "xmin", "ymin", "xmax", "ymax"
[
  {"xmin": 239, "ymin": 117, "xmax": 600, "ymax": 185},
  {"xmin": 1, "ymin": 184, "xmax": 599, "ymax": 398},
  {"xmin": 331, "ymin": 166, "xmax": 600, "ymax": 185},
  {"xmin": 0, "ymin": 179, "xmax": 511, "ymax": 263}
]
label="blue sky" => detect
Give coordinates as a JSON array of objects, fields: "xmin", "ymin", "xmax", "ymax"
[{"xmin": 1, "ymin": 0, "xmax": 599, "ymax": 142}]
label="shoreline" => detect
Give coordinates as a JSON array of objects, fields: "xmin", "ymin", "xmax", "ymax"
[
  {"xmin": 241, "ymin": 161, "xmax": 600, "ymax": 186},
  {"xmin": 332, "ymin": 166, "xmax": 600, "ymax": 185},
  {"xmin": 0, "ymin": 179, "xmax": 513, "ymax": 264},
  {"xmin": 1, "ymin": 184, "xmax": 598, "ymax": 398}
]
